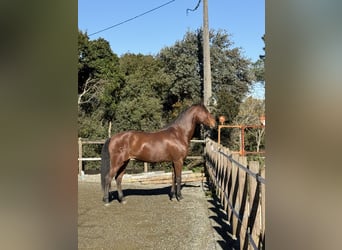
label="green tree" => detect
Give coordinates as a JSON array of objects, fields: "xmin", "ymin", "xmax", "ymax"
[
  {"xmin": 158, "ymin": 29, "xmax": 254, "ymax": 123},
  {"xmin": 253, "ymin": 58, "xmax": 264, "ymax": 83},
  {"xmin": 112, "ymin": 53, "xmax": 172, "ymax": 133},
  {"xmin": 78, "ymin": 31, "xmax": 120, "ymax": 104},
  {"xmin": 252, "ymin": 35, "xmax": 265, "ymax": 83},
  {"xmin": 233, "ymin": 97, "xmax": 265, "ymax": 152},
  {"xmin": 210, "ymin": 31, "xmax": 249, "ymax": 90},
  {"xmin": 78, "ymin": 30, "xmax": 123, "ymax": 170},
  {"xmin": 158, "ymin": 31, "xmax": 202, "ymax": 112},
  {"xmin": 78, "ymin": 30, "xmax": 122, "ymax": 138}
]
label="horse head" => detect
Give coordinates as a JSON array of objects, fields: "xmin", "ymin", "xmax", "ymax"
[{"xmin": 194, "ymin": 104, "xmax": 216, "ymax": 128}]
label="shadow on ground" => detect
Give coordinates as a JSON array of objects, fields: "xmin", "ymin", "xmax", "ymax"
[
  {"xmin": 206, "ymin": 186, "xmax": 240, "ymax": 249},
  {"xmin": 108, "ymin": 183, "xmax": 201, "ymax": 202}
]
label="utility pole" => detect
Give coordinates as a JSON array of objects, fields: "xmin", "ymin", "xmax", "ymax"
[{"xmin": 203, "ymin": 0, "xmax": 212, "ymax": 107}]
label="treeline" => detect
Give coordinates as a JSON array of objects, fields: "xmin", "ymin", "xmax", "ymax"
[{"xmin": 78, "ymin": 29, "xmax": 264, "ymax": 170}]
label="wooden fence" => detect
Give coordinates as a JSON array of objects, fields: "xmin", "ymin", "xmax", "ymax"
[{"xmin": 205, "ymin": 138, "xmax": 265, "ymax": 250}]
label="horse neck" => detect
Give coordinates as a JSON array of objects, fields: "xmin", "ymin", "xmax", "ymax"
[{"xmin": 174, "ymin": 109, "xmax": 197, "ymax": 142}]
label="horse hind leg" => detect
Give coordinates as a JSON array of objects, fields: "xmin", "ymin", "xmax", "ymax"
[
  {"xmin": 103, "ymin": 161, "xmax": 120, "ymax": 204},
  {"xmin": 115, "ymin": 160, "xmax": 129, "ymax": 204},
  {"xmin": 103, "ymin": 170, "xmax": 115, "ymax": 204},
  {"xmin": 101, "ymin": 138, "xmax": 113, "ymax": 204}
]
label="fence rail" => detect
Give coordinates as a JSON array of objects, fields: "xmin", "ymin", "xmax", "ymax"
[{"xmin": 205, "ymin": 138, "xmax": 265, "ymax": 250}]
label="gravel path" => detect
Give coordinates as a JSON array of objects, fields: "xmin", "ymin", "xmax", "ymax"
[{"xmin": 78, "ymin": 179, "xmax": 237, "ymax": 249}]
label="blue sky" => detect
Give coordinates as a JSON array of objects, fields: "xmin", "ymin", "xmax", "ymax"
[
  {"xmin": 78, "ymin": 0, "xmax": 265, "ymax": 98},
  {"xmin": 78, "ymin": 0, "xmax": 264, "ymax": 62}
]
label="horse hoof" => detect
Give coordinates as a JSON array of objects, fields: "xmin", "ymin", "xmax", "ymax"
[
  {"xmin": 119, "ymin": 197, "xmax": 127, "ymax": 204},
  {"xmin": 103, "ymin": 197, "xmax": 109, "ymax": 203},
  {"xmin": 176, "ymin": 195, "xmax": 184, "ymax": 201},
  {"xmin": 169, "ymin": 192, "xmax": 176, "ymax": 200}
]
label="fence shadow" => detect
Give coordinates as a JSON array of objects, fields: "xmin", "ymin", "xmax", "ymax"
[{"xmin": 205, "ymin": 181, "xmax": 240, "ymax": 250}]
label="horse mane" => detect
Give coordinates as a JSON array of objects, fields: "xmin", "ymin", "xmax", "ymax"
[{"xmin": 164, "ymin": 104, "xmax": 203, "ymax": 129}]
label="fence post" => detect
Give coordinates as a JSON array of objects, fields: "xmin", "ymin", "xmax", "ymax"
[
  {"xmin": 223, "ymin": 147, "xmax": 230, "ymax": 212},
  {"xmin": 78, "ymin": 137, "xmax": 82, "ymax": 176},
  {"xmin": 218, "ymin": 147, "xmax": 224, "ymax": 200},
  {"xmin": 260, "ymin": 165, "xmax": 266, "ymax": 248},
  {"xmin": 248, "ymin": 161, "xmax": 261, "ymax": 249},
  {"xmin": 231, "ymin": 153, "xmax": 239, "ymax": 238},
  {"xmin": 237, "ymin": 156, "xmax": 247, "ymax": 247}
]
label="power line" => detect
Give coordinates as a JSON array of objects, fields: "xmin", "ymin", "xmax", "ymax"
[
  {"xmin": 186, "ymin": 0, "xmax": 201, "ymax": 15},
  {"xmin": 89, "ymin": 0, "xmax": 176, "ymax": 36}
]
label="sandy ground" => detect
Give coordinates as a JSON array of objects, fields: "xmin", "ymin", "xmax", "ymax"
[{"xmin": 78, "ymin": 179, "xmax": 239, "ymax": 249}]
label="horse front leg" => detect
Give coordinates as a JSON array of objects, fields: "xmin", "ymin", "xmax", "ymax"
[
  {"xmin": 169, "ymin": 165, "xmax": 176, "ymax": 200},
  {"xmin": 174, "ymin": 160, "xmax": 184, "ymax": 201}
]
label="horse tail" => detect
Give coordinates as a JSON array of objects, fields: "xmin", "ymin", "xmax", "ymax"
[{"xmin": 101, "ymin": 138, "xmax": 111, "ymax": 191}]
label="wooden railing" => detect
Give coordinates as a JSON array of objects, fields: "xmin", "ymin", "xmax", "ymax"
[{"xmin": 205, "ymin": 138, "xmax": 265, "ymax": 250}]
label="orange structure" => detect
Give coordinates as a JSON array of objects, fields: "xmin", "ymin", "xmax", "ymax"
[{"xmin": 218, "ymin": 116, "xmax": 265, "ymax": 156}]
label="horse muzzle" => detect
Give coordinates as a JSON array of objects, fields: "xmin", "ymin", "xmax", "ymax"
[{"xmin": 209, "ymin": 119, "xmax": 216, "ymax": 128}]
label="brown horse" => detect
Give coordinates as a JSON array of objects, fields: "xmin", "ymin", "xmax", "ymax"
[{"xmin": 101, "ymin": 103, "xmax": 216, "ymax": 203}]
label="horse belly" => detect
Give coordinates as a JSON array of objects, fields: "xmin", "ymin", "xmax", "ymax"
[
  {"xmin": 136, "ymin": 143, "xmax": 172, "ymax": 163},
  {"xmin": 130, "ymin": 140, "xmax": 171, "ymax": 163}
]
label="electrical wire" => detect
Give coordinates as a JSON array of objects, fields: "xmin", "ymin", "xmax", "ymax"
[
  {"xmin": 89, "ymin": 0, "xmax": 176, "ymax": 36},
  {"xmin": 186, "ymin": 0, "xmax": 202, "ymax": 15}
]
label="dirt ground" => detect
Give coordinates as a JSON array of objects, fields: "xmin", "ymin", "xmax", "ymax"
[{"xmin": 78, "ymin": 179, "xmax": 238, "ymax": 249}]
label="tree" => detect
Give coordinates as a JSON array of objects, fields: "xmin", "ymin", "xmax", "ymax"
[
  {"xmin": 78, "ymin": 30, "xmax": 125, "ymax": 170},
  {"xmin": 158, "ymin": 31, "xmax": 202, "ymax": 111},
  {"xmin": 111, "ymin": 53, "xmax": 172, "ymax": 133},
  {"xmin": 233, "ymin": 97, "xmax": 265, "ymax": 152},
  {"xmin": 158, "ymin": 29, "xmax": 254, "ymax": 124},
  {"xmin": 252, "ymin": 35, "xmax": 265, "ymax": 83},
  {"xmin": 210, "ymin": 31, "xmax": 254, "ymax": 95},
  {"xmin": 78, "ymin": 30, "xmax": 122, "ymax": 138},
  {"xmin": 78, "ymin": 30, "xmax": 121, "ymax": 110},
  {"xmin": 253, "ymin": 58, "xmax": 264, "ymax": 83}
]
